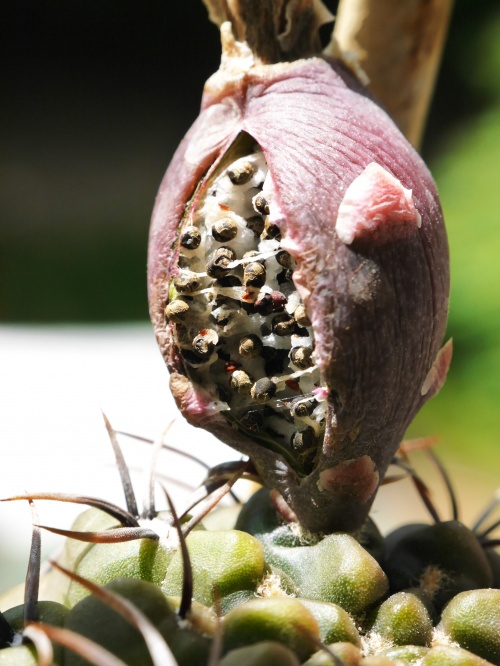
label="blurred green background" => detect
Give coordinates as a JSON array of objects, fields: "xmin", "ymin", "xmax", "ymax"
[{"xmin": 2, "ymin": 1, "xmax": 500, "ymax": 490}]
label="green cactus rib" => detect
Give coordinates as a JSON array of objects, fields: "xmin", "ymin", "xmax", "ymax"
[{"xmin": 0, "ymin": 446, "xmax": 499, "ymax": 666}]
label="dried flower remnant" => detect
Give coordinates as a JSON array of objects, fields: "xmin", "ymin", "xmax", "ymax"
[{"xmin": 148, "ymin": 0, "xmax": 450, "ymax": 533}]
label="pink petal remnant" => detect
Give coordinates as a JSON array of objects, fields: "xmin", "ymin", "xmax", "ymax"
[
  {"xmin": 318, "ymin": 455, "xmax": 379, "ymax": 504},
  {"xmin": 336, "ymin": 162, "xmax": 422, "ymax": 245},
  {"xmin": 421, "ymin": 338, "xmax": 453, "ymax": 400},
  {"xmin": 313, "ymin": 386, "xmax": 329, "ymax": 401}
]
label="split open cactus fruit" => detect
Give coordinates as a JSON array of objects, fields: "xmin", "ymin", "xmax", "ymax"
[
  {"xmin": 1, "ymin": 0, "xmax": 499, "ymax": 665},
  {"xmin": 147, "ymin": 0, "xmax": 451, "ymax": 535}
]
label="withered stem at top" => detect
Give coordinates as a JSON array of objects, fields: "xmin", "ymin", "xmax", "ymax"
[{"xmin": 333, "ymin": 0, "xmax": 455, "ymax": 148}]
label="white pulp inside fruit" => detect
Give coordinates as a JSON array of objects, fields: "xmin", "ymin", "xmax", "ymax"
[{"xmin": 165, "ymin": 145, "xmax": 327, "ymax": 472}]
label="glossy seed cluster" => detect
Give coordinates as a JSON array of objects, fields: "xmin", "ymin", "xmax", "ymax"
[{"xmin": 165, "ymin": 147, "xmax": 326, "ymax": 473}]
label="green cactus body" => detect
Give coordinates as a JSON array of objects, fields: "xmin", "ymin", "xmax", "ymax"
[
  {"xmin": 384, "ymin": 522, "xmax": 493, "ymax": 610},
  {"xmin": 259, "ymin": 533, "xmax": 388, "ymax": 616},
  {"xmin": 360, "ymin": 657, "xmax": 399, "ymax": 666},
  {"xmin": 304, "ymin": 642, "xmax": 363, "ymax": 665},
  {"xmin": 365, "ymin": 590, "xmax": 434, "ymax": 646},
  {"xmin": 422, "ymin": 645, "xmax": 495, "ymax": 665},
  {"xmin": 223, "ymin": 597, "xmax": 320, "ymax": 661},
  {"xmin": 298, "ymin": 599, "xmax": 361, "ymax": 646},
  {"xmin": 1, "ymin": 486, "xmax": 500, "ymax": 666},
  {"xmin": 219, "ymin": 641, "xmax": 301, "ymax": 666},
  {"xmin": 1, "ymin": 487, "xmax": 499, "ymax": 666},
  {"xmin": 162, "ymin": 530, "xmax": 265, "ymax": 606},
  {"xmin": 438, "ymin": 589, "xmax": 500, "ymax": 665},
  {"xmin": 2, "ymin": 601, "xmax": 68, "ymax": 635},
  {"xmin": 381, "ymin": 644, "xmax": 429, "ymax": 663},
  {"xmin": 64, "ymin": 578, "xmax": 178, "ymax": 666},
  {"xmin": 0, "ymin": 645, "xmax": 41, "ymax": 666},
  {"xmin": 68, "ymin": 536, "xmax": 173, "ymax": 608},
  {"xmin": 53, "ymin": 508, "xmax": 175, "ymax": 608}
]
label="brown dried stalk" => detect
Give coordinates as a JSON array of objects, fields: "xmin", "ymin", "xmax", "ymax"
[{"xmin": 334, "ymin": 0, "xmax": 455, "ymax": 147}]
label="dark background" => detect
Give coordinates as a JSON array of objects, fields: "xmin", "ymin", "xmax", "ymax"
[{"xmin": 1, "ymin": 0, "xmax": 497, "ymax": 322}]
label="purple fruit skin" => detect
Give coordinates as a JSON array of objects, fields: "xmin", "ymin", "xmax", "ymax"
[{"xmin": 148, "ymin": 55, "xmax": 449, "ymax": 533}]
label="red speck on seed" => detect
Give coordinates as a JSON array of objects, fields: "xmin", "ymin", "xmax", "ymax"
[
  {"xmin": 219, "ymin": 204, "xmax": 231, "ymax": 211},
  {"xmin": 286, "ymin": 379, "xmax": 300, "ymax": 391},
  {"xmin": 225, "ymin": 361, "xmax": 242, "ymax": 373},
  {"xmin": 200, "ymin": 329, "xmax": 208, "ymax": 336},
  {"xmin": 242, "ymin": 291, "xmax": 253, "ymax": 302}
]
